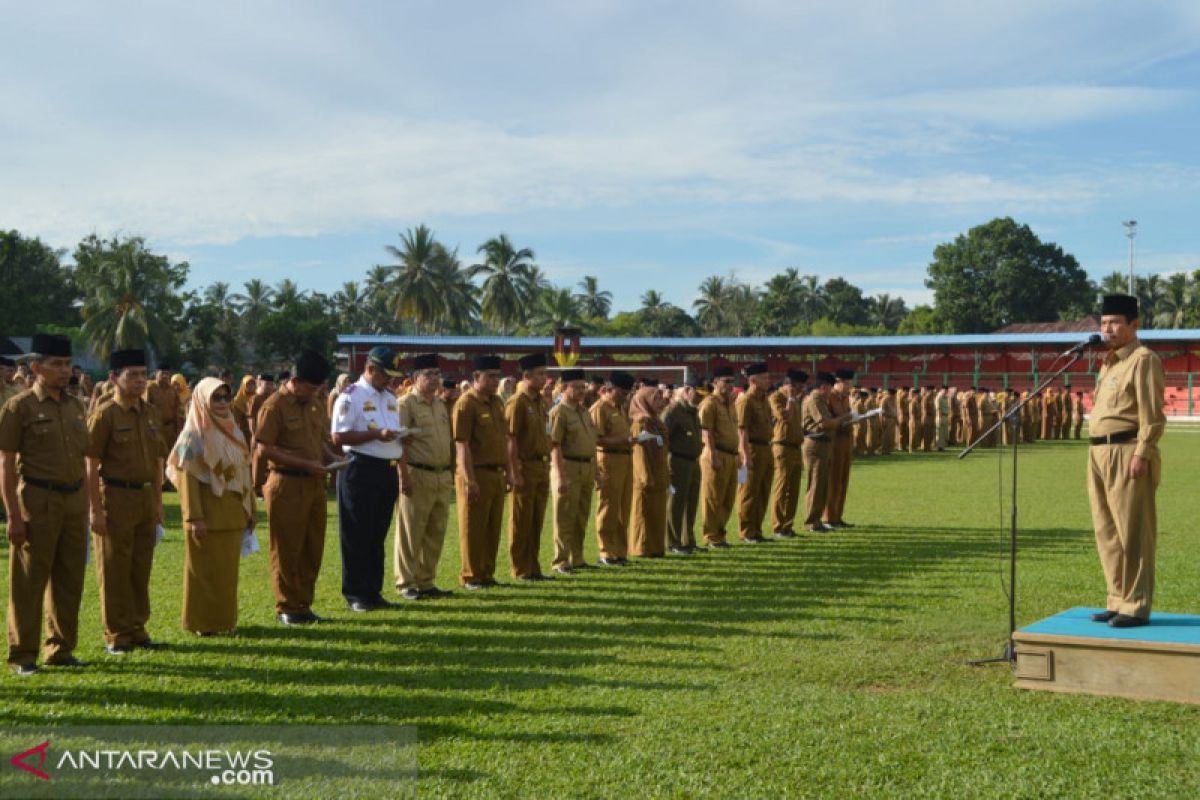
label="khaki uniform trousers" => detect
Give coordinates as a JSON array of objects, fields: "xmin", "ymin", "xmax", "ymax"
[
  {"xmin": 595, "ymin": 453, "xmax": 631, "ymax": 560},
  {"xmin": 736, "ymin": 445, "xmax": 774, "ymax": 539},
  {"xmin": 770, "ymin": 444, "xmax": 803, "ymax": 533},
  {"xmin": 935, "ymin": 416, "xmax": 949, "ymax": 450},
  {"xmin": 94, "ymin": 484, "xmax": 157, "ymax": 647},
  {"xmin": 981, "ymin": 415, "xmax": 998, "ymax": 447},
  {"xmin": 1087, "ymin": 443, "xmax": 1159, "ymax": 619},
  {"xmin": 881, "ymin": 420, "xmax": 896, "ymax": 454},
  {"xmin": 897, "ymin": 414, "xmax": 909, "ymax": 450},
  {"xmin": 552, "ymin": 459, "xmax": 594, "ymax": 569},
  {"xmin": 457, "ymin": 467, "xmax": 507, "ymax": 584},
  {"xmin": 264, "ymin": 472, "xmax": 326, "ymax": 614},
  {"xmin": 1074, "ymin": 417, "xmax": 1084, "ymax": 439},
  {"xmin": 700, "ymin": 450, "xmax": 736, "ymax": 545},
  {"xmin": 394, "ymin": 467, "xmax": 451, "ymax": 591},
  {"xmin": 922, "ymin": 419, "xmax": 936, "ymax": 451},
  {"xmin": 823, "ymin": 433, "xmax": 853, "ymax": 524},
  {"xmin": 629, "ymin": 483, "xmax": 668, "ymax": 557},
  {"xmin": 7, "ymin": 484, "xmax": 87, "ymax": 666},
  {"xmin": 666, "ymin": 455, "xmax": 701, "ymax": 549},
  {"xmin": 907, "ymin": 416, "xmax": 919, "ymax": 452},
  {"xmin": 508, "ymin": 459, "xmax": 549, "ymax": 578},
  {"xmin": 801, "ymin": 439, "xmax": 831, "ymax": 528}
]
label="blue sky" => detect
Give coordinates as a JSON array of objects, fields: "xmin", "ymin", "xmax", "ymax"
[{"xmin": 3, "ymin": 1, "xmax": 1199, "ymax": 313}]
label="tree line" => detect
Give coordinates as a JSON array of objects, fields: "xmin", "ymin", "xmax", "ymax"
[{"xmin": 2, "ymin": 217, "xmax": 1195, "ymax": 372}]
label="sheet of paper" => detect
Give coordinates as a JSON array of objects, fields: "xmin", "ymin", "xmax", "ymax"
[
  {"xmin": 325, "ymin": 459, "xmax": 351, "ymax": 471},
  {"xmin": 737, "ymin": 465, "xmax": 748, "ymax": 485}
]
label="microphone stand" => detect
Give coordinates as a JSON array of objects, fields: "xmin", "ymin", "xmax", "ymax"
[{"xmin": 959, "ymin": 348, "xmax": 1087, "ymax": 666}]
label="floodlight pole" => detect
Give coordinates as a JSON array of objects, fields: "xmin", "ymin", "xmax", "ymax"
[
  {"xmin": 1123, "ymin": 220, "xmax": 1138, "ymax": 295},
  {"xmin": 958, "ymin": 348, "xmax": 1088, "ymax": 667}
]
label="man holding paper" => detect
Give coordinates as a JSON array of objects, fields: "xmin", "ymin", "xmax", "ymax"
[
  {"xmin": 256, "ymin": 350, "xmax": 335, "ymax": 625},
  {"xmin": 735, "ymin": 362, "xmax": 774, "ymax": 544}
]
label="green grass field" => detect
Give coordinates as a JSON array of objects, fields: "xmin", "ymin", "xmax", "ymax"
[{"xmin": 4, "ymin": 429, "xmax": 1200, "ymax": 798}]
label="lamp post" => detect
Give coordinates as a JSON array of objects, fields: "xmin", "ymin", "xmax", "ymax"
[{"xmin": 1122, "ymin": 220, "xmax": 1138, "ymax": 295}]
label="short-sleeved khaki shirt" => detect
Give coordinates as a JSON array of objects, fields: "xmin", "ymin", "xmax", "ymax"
[
  {"xmin": 736, "ymin": 387, "xmax": 773, "ymax": 445},
  {"xmin": 768, "ymin": 390, "xmax": 803, "ymax": 445},
  {"xmin": 85, "ymin": 396, "xmax": 166, "ymax": 483},
  {"xmin": 0, "ymin": 383, "xmax": 89, "ymax": 483},
  {"xmin": 801, "ymin": 392, "xmax": 833, "ymax": 436},
  {"xmin": 453, "ymin": 388, "xmax": 508, "ymax": 466},
  {"xmin": 698, "ymin": 393, "xmax": 738, "ymax": 452},
  {"xmin": 506, "ymin": 386, "xmax": 550, "ymax": 460},
  {"xmin": 549, "ymin": 399, "xmax": 597, "ymax": 459},
  {"xmin": 590, "ymin": 397, "xmax": 631, "ymax": 451},
  {"xmin": 398, "ymin": 391, "xmax": 453, "ymax": 468},
  {"xmin": 255, "ymin": 383, "xmax": 327, "ymax": 465}
]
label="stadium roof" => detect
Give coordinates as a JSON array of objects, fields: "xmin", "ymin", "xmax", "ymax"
[{"xmin": 338, "ymin": 331, "xmax": 1200, "ymax": 352}]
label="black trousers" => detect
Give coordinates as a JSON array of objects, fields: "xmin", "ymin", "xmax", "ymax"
[{"xmin": 337, "ymin": 454, "xmax": 399, "ymax": 602}]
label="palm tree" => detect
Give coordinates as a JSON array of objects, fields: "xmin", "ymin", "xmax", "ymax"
[
  {"xmin": 641, "ymin": 289, "xmax": 666, "ymax": 312},
  {"xmin": 1154, "ymin": 272, "xmax": 1192, "ymax": 329},
  {"xmin": 725, "ymin": 282, "xmax": 759, "ymax": 336},
  {"xmin": 796, "ymin": 274, "xmax": 826, "ymax": 326},
  {"xmin": 468, "ymin": 234, "xmax": 536, "ymax": 334},
  {"xmin": 574, "ymin": 275, "xmax": 613, "ymax": 320},
  {"xmin": 333, "ymin": 281, "xmax": 372, "ymax": 332},
  {"xmin": 230, "ymin": 279, "xmax": 274, "ymax": 365},
  {"xmin": 384, "ymin": 225, "xmax": 451, "ymax": 333},
  {"xmin": 526, "ymin": 288, "xmax": 582, "ymax": 334},
  {"xmin": 432, "ymin": 245, "xmax": 480, "ymax": 333},
  {"xmin": 273, "ymin": 278, "xmax": 304, "ymax": 310},
  {"xmin": 1136, "ymin": 274, "xmax": 1165, "ymax": 329},
  {"xmin": 1099, "ymin": 271, "xmax": 1129, "ymax": 296},
  {"xmin": 79, "ymin": 240, "xmax": 176, "ymax": 361},
  {"xmin": 362, "ymin": 265, "xmax": 395, "ymax": 333},
  {"xmin": 692, "ymin": 275, "xmax": 728, "ymax": 334},
  {"xmin": 868, "ymin": 293, "xmax": 908, "ymax": 331}
]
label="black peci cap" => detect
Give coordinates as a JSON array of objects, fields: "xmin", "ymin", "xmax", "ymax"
[
  {"xmin": 473, "ymin": 355, "xmax": 502, "ymax": 371},
  {"xmin": 412, "ymin": 353, "xmax": 440, "ymax": 371},
  {"xmin": 609, "ymin": 371, "xmax": 635, "ymax": 391},
  {"xmin": 295, "ymin": 350, "xmax": 331, "ymax": 384},
  {"xmin": 1101, "ymin": 294, "xmax": 1138, "ymax": 319},
  {"xmin": 560, "ymin": 368, "xmax": 586, "ymax": 382},
  {"xmin": 109, "ymin": 349, "xmax": 146, "ymax": 371},
  {"xmin": 817, "ymin": 372, "xmax": 836, "ymax": 385},
  {"xmin": 517, "ymin": 353, "xmax": 547, "ymax": 371},
  {"xmin": 31, "ymin": 334, "xmax": 71, "ymax": 358},
  {"xmin": 712, "ymin": 366, "xmax": 735, "ymax": 379},
  {"xmin": 745, "ymin": 362, "xmax": 769, "ymax": 376},
  {"xmin": 785, "ymin": 369, "xmax": 808, "ymax": 384},
  {"xmin": 834, "ymin": 368, "xmax": 855, "ymax": 380}
]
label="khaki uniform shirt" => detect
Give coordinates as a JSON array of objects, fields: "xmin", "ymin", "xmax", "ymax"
[
  {"xmin": 549, "ymin": 399, "xmax": 598, "ymax": 459},
  {"xmin": 590, "ymin": 397, "xmax": 631, "ymax": 452},
  {"xmin": 881, "ymin": 394, "xmax": 897, "ymax": 421},
  {"xmin": 453, "ymin": 388, "xmax": 508, "ymax": 466},
  {"xmin": 735, "ymin": 387, "xmax": 773, "ymax": 445},
  {"xmin": 255, "ymin": 383, "xmax": 327, "ymax": 465},
  {"xmin": 768, "ymin": 390, "xmax": 804, "ymax": 446},
  {"xmin": 144, "ymin": 381, "xmax": 181, "ymax": 430},
  {"xmin": 85, "ymin": 396, "xmax": 167, "ymax": 483},
  {"xmin": 0, "ymin": 383, "xmax": 89, "ymax": 483},
  {"xmin": 663, "ymin": 400, "xmax": 703, "ymax": 458},
  {"xmin": 398, "ymin": 391, "xmax": 453, "ymax": 468},
  {"xmin": 801, "ymin": 392, "xmax": 833, "ymax": 436},
  {"xmin": 1091, "ymin": 339, "xmax": 1166, "ymax": 459},
  {"xmin": 506, "ymin": 387, "xmax": 551, "ymax": 460},
  {"xmin": 698, "ymin": 393, "xmax": 738, "ymax": 452}
]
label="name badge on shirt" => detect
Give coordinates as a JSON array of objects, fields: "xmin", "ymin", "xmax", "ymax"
[
  {"xmin": 364, "ymin": 401, "xmax": 377, "ymax": 412},
  {"xmin": 481, "ymin": 413, "xmax": 491, "ymax": 420}
]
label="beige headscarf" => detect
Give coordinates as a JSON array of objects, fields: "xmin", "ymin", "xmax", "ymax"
[
  {"xmin": 628, "ymin": 386, "xmax": 665, "ymax": 434},
  {"xmin": 167, "ymin": 377, "xmax": 254, "ymax": 518}
]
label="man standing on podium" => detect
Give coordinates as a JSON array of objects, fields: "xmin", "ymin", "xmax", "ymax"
[{"xmin": 1087, "ymin": 294, "xmax": 1165, "ymax": 629}]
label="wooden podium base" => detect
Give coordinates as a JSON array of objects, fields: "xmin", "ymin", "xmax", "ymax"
[{"xmin": 1013, "ymin": 607, "xmax": 1200, "ymax": 705}]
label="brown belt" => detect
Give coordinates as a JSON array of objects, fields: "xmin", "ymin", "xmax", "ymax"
[
  {"xmin": 714, "ymin": 446, "xmax": 738, "ymax": 456},
  {"xmin": 670, "ymin": 452, "xmax": 699, "ymax": 462},
  {"xmin": 771, "ymin": 441, "xmax": 800, "ymax": 449},
  {"xmin": 270, "ymin": 467, "xmax": 313, "ymax": 478},
  {"xmin": 522, "ymin": 456, "xmax": 550, "ymax": 463},
  {"xmin": 1089, "ymin": 430, "xmax": 1137, "ymax": 446},
  {"xmin": 475, "ymin": 464, "xmax": 507, "ymax": 472},
  {"xmin": 599, "ymin": 448, "xmax": 631, "ymax": 455},
  {"xmin": 564, "ymin": 455, "xmax": 594, "ymax": 463},
  {"xmin": 750, "ymin": 439, "xmax": 770, "ymax": 446}
]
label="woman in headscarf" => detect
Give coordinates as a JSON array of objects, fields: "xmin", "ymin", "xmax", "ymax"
[
  {"xmin": 327, "ymin": 373, "xmax": 351, "ymax": 419},
  {"xmin": 628, "ymin": 386, "xmax": 670, "ymax": 558},
  {"xmin": 231, "ymin": 375, "xmax": 257, "ymax": 443},
  {"xmin": 168, "ymin": 378, "xmax": 256, "ymax": 635}
]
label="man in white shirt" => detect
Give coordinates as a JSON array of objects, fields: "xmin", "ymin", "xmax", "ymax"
[{"xmin": 331, "ymin": 346, "xmax": 405, "ymax": 612}]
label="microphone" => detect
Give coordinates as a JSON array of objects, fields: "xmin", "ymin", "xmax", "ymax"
[{"xmin": 1060, "ymin": 334, "xmax": 1101, "ymax": 357}]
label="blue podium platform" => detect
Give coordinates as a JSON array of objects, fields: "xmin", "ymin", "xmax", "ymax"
[{"xmin": 1013, "ymin": 607, "xmax": 1200, "ymax": 704}]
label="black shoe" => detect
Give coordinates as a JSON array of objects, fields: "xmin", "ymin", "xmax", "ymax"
[
  {"xmin": 708, "ymin": 541, "xmax": 732, "ymax": 550},
  {"xmin": 307, "ymin": 612, "xmax": 329, "ymax": 623},
  {"xmin": 481, "ymin": 579, "xmax": 501, "ymax": 588},
  {"xmin": 773, "ymin": 531, "xmax": 797, "ymax": 539},
  {"xmin": 46, "ymin": 655, "xmax": 89, "ymax": 668},
  {"xmin": 804, "ymin": 524, "xmax": 832, "ymax": 533},
  {"xmin": 553, "ymin": 566, "xmax": 574, "ymax": 575},
  {"xmin": 370, "ymin": 597, "xmax": 399, "ymax": 608},
  {"xmin": 836, "ymin": 521, "xmax": 855, "ymax": 529},
  {"xmin": 398, "ymin": 588, "xmax": 422, "ymax": 600},
  {"xmin": 1090, "ymin": 610, "xmax": 1118, "ymax": 623},
  {"xmin": 419, "ymin": 586, "xmax": 453, "ymax": 598},
  {"xmin": 463, "ymin": 581, "xmax": 486, "ymax": 591},
  {"xmin": 105, "ymin": 644, "xmax": 133, "ymax": 656},
  {"xmin": 1109, "ymin": 614, "xmax": 1149, "ymax": 628},
  {"xmin": 668, "ymin": 546, "xmax": 691, "ymax": 555},
  {"xmin": 741, "ymin": 536, "xmax": 768, "ymax": 544},
  {"xmin": 12, "ymin": 663, "xmax": 40, "ymax": 677},
  {"xmin": 598, "ymin": 557, "xmax": 622, "ymax": 566},
  {"xmin": 616, "ymin": 557, "xmax": 634, "ymax": 566},
  {"xmin": 526, "ymin": 573, "xmax": 552, "ymax": 581},
  {"xmin": 135, "ymin": 638, "xmax": 168, "ymax": 651},
  {"xmin": 574, "ymin": 562, "xmax": 596, "ymax": 570},
  {"xmin": 277, "ymin": 612, "xmax": 316, "ymax": 625},
  {"xmin": 347, "ymin": 599, "xmax": 376, "ymax": 612}
]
